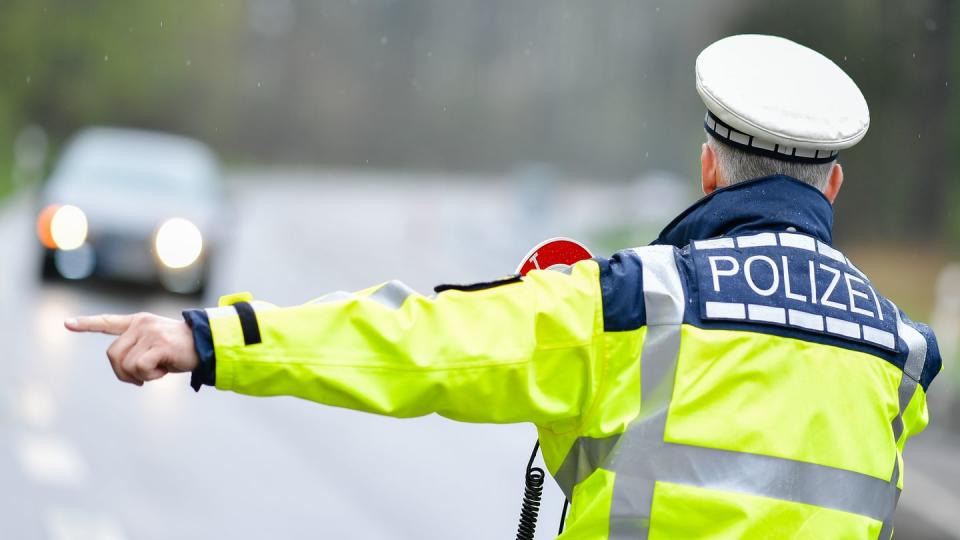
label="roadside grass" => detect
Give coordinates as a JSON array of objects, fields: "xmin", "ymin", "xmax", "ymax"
[
  {"xmin": 845, "ymin": 243, "xmax": 949, "ymax": 320},
  {"xmin": 0, "ymin": 160, "xmax": 12, "ymax": 202}
]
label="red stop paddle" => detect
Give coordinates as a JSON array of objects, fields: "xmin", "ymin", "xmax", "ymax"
[{"xmin": 516, "ymin": 237, "xmax": 593, "ymax": 276}]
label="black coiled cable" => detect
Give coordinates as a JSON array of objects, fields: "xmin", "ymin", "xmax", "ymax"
[{"xmin": 515, "ymin": 441, "xmax": 546, "ymax": 540}]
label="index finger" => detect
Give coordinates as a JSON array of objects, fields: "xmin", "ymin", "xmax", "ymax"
[{"xmin": 64, "ymin": 314, "xmax": 134, "ymax": 336}]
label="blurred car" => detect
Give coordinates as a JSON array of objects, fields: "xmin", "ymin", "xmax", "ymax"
[{"xmin": 35, "ymin": 127, "xmax": 228, "ymax": 295}]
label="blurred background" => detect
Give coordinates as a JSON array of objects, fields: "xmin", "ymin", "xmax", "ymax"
[{"xmin": 0, "ymin": 1, "xmax": 958, "ymax": 538}]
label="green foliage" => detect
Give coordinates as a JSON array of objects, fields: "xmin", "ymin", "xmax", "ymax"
[
  {"xmin": 0, "ymin": 0, "xmax": 245, "ymax": 190},
  {"xmin": 0, "ymin": 1, "xmax": 954, "ymax": 244},
  {"xmin": 725, "ymin": 0, "xmax": 957, "ymax": 243}
]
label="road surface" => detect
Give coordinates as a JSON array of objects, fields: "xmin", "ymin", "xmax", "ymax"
[{"xmin": 0, "ymin": 168, "xmax": 956, "ymax": 539}]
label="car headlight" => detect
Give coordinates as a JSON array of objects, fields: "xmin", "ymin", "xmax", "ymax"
[
  {"xmin": 41, "ymin": 204, "xmax": 88, "ymax": 251},
  {"xmin": 155, "ymin": 218, "xmax": 203, "ymax": 269}
]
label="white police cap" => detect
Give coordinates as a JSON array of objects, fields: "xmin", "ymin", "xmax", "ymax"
[{"xmin": 696, "ymin": 34, "xmax": 869, "ymax": 163}]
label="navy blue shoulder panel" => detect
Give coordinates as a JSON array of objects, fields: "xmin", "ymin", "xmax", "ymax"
[
  {"xmin": 597, "ymin": 236, "xmax": 942, "ymax": 391},
  {"xmin": 674, "ymin": 233, "xmax": 941, "ymax": 391},
  {"xmin": 594, "ymin": 251, "xmax": 646, "ymax": 331}
]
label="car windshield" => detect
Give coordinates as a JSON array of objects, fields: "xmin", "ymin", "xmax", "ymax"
[{"xmin": 54, "ymin": 133, "xmax": 218, "ymax": 198}]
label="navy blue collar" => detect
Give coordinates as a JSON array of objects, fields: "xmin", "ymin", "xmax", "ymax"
[{"xmin": 653, "ymin": 175, "xmax": 834, "ymax": 248}]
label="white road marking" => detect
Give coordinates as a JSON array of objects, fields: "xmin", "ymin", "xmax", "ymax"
[
  {"xmin": 140, "ymin": 371, "xmax": 187, "ymax": 423},
  {"xmin": 44, "ymin": 507, "xmax": 127, "ymax": 540},
  {"xmin": 34, "ymin": 290, "xmax": 81, "ymax": 355},
  {"xmin": 16, "ymin": 384, "xmax": 56, "ymax": 429},
  {"xmin": 16, "ymin": 434, "xmax": 88, "ymax": 487}
]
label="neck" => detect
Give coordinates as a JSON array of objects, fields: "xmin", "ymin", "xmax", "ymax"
[{"xmin": 654, "ymin": 175, "xmax": 835, "ymax": 248}]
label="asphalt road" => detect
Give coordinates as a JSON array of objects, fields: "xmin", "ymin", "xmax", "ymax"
[{"xmin": 0, "ymin": 169, "xmax": 957, "ymax": 539}]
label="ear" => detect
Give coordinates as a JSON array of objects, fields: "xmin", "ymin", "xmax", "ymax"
[
  {"xmin": 822, "ymin": 162, "xmax": 843, "ymax": 204},
  {"xmin": 701, "ymin": 143, "xmax": 720, "ymax": 195}
]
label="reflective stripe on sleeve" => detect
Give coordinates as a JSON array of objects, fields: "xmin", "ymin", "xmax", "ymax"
[
  {"xmin": 368, "ymin": 280, "xmax": 416, "ymax": 309},
  {"xmin": 305, "ymin": 281, "xmax": 417, "ymax": 310},
  {"xmin": 878, "ymin": 307, "xmax": 927, "ymax": 539}
]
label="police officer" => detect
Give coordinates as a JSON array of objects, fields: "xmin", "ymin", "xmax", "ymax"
[{"xmin": 67, "ymin": 35, "xmax": 940, "ymax": 539}]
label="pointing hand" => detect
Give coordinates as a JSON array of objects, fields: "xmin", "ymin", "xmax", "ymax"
[{"xmin": 65, "ymin": 313, "xmax": 199, "ymax": 385}]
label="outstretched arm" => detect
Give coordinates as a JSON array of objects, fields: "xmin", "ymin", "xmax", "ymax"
[{"xmin": 67, "ymin": 259, "xmax": 605, "ymax": 427}]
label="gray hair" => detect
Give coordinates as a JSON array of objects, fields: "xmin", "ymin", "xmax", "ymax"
[{"xmin": 706, "ymin": 133, "xmax": 835, "ymax": 191}]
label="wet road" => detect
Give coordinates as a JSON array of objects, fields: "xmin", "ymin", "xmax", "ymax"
[{"xmin": 0, "ymin": 169, "xmax": 957, "ymax": 539}]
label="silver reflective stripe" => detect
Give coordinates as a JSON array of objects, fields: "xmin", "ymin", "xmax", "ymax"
[
  {"xmin": 877, "ymin": 459, "xmax": 900, "ymax": 540},
  {"xmin": 612, "ymin": 433, "xmax": 899, "ymax": 522},
  {"xmin": 305, "ymin": 281, "xmax": 417, "ymax": 310},
  {"xmin": 205, "ymin": 305, "xmax": 238, "ymax": 319},
  {"xmin": 897, "ymin": 310, "xmax": 927, "ymax": 384},
  {"xmin": 307, "ymin": 291, "xmax": 357, "ymax": 305},
  {"xmin": 554, "ymin": 247, "xmax": 683, "ymax": 500},
  {"xmin": 368, "ymin": 280, "xmax": 416, "ymax": 309},
  {"xmin": 878, "ymin": 308, "xmax": 927, "ymax": 539},
  {"xmin": 554, "ymin": 435, "xmax": 621, "ymax": 499},
  {"xmin": 609, "ymin": 246, "xmax": 685, "ymax": 539},
  {"xmin": 205, "ymin": 300, "xmax": 276, "ymax": 319}
]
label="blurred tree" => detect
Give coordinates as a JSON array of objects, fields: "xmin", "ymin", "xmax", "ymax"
[
  {"xmin": 0, "ymin": 0, "xmax": 245, "ymax": 194},
  {"xmin": 721, "ymin": 0, "xmax": 957, "ymax": 244},
  {"xmin": 0, "ymin": 0, "xmax": 954, "ymax": 245}
]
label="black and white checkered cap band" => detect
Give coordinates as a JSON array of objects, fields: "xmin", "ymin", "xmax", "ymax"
[{"xmin": 704, "ymin": 111, "xmax": 839, "ymax": 164}]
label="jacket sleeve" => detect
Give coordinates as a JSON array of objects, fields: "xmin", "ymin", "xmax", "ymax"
[{"xmin": 202, "ymin": 259, "xmax": 605, "ymax": 427}]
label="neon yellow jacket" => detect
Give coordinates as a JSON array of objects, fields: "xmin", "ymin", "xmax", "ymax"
[{"xmin": 189, "ymin": 177, "xmax": 940, "ymax": 539}]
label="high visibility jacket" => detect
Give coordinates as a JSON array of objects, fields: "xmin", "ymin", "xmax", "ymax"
[{"xmin": 186, "ymin": 175, "xmax": 940, "ymax": 539}]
